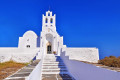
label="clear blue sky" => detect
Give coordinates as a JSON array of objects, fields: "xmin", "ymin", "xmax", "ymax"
[{"xmin": 0, "ymin": 0, "xmax": 120, "ymax": 59}]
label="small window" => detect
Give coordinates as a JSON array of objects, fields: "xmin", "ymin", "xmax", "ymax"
[
  {"xmin": 50, "ymin": 18, "xmax": 53, "ymax": 23},
  {"xmin": 26, "ymin": 45, "xmax": 30, "ymax": 48},
  {"xmin": 45, "ymin": 18, "xmax": 48, "ymax": 23}
]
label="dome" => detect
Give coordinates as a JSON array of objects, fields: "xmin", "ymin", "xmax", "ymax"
[{"xmin": 23, "ymin": 30, "xmax": 37, "ymax": 38}]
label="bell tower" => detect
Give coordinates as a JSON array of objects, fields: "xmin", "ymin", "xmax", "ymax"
[
  {"xmin": 40, "ymin": 10, "xmax": 64, "ymax": 56},
  {"xmin": 42, "ymin": 10, "xmax": 56, "ymax": 32}
]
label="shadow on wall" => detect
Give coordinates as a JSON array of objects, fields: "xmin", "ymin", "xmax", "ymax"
[
  {"xmin": 32, "ymin": 56, "xmax": 36, "ymax": 61},
  {"xmin": 60, "ymin": 51, "xmax": 120, "ymax": 80},
  {"xmin": 37, "ymin": 37, "xmax": 40, "ymax": 47}
]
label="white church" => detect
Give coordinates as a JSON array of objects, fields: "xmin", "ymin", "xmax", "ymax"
[
  {"xmin": 2, "ymin": 11, "xmax": 120, "ymax": 80},
  {"xmin": 0, "ymin": 10, "xmax": 99, "ymax": 63}
]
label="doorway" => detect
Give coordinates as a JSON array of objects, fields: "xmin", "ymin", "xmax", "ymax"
[
  {"xmin": 47, "ymin": 45, "xmax": 52, "ymax": 54},
  {"xmin": 46, "ymin": 34, "xmax": 53, "ymax": 54},
  {"xmin": 46, "ymin": 42, "xmax": 52, "ymax": 54}
]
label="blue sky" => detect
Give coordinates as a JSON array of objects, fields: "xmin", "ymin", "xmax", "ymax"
[{"xmin": 0, "ymin": 0, "xmax": 120, "ymax": 59}]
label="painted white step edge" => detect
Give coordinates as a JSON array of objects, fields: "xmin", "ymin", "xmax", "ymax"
[
  {"xmin": 42, "ymin": 72, "xmax": 69, "ymax": 74},
  {"xmin": 42, "ymin": 64, "xmax": 65, "ymax": 66},
  {"xmin": 43, "ymin": 62, "xmax": 64, "ymax": 63},
  {"xmin": 42, "ymin": 68, "xmax": 67, "ymax": 70}
]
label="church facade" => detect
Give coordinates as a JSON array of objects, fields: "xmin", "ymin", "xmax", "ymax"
[
  {"xmin": 0, "ymin": 11, "xmax": 99, "ymax": 63},
  {"xmin": 18, "ymin": 11, "xmax": 65, "ymax": 56}
]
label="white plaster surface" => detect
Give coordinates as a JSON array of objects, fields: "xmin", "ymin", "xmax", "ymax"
[
  {"xmin": 18, "ymin": 30, "xmax": 37, "ymax": 49},
  {"xmin": 0, "ymin": 48, "xmax": 39, "ymax": 63},
  {"xmin": 61, "ymin": 53, "xmax": 120, "ymax": 80},
  {"xmin": 64, "ymin": 47, "xmax": 99, "ymax": 63}
]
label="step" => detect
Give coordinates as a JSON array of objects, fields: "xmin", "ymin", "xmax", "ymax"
[
  {"xmin": 44, "ymin": 57, "xmax": 61, "ymax": 58},
  {"xmin": 42, "ymin": 68, "xmax": 67, "ymax": 71},
  {"xmin": 44, "ymin": 59, "xmax": 62, "ymax": 61},
  {"xmin": 42, "ymin": 66, "xmax": 66, "ymax": 69},
  {"xmin": 42, "ymin": 70, "xmax": 68, "ymax": 72},
  {"xmin": 43, "ymin": 60, "xmax": 63, "ymax": 62},
  {"xmin": 43, "ymin": 64, "xmax": 65, "ymax": 67},
  {"xmin": 44, "ymin": 56, "xmax": 56, "ymax": 58},
  {"xmin": 44, "ymin": 57, "xmax": 58, "ymax": 59},
  {"xmin": 45, "ymin": 56, "xmax": 60, "ymax": 58},
  {"xmin": 42, "ymin": 72, "xmax": 69, "ymax": 74},
  {"xmin": 43, "ymin": 62, "xmax": 64, "ymax": 64},
  {"xmin": 43, "ymin": 60, "xmax": 62, "ymax": 62},
  {"xmin": 43, "ymin": 61, "xmax": 63, "ymax": 63},
  {"xmin": 44, "ymin": 56, "xmax": 61, "ymax": 58},
  {"xmin": 43, "ymin": 63, "xmax": 64, "ymax": 65},
  {"xmin": 42, "ymin": 74, "xmax": 74, "ymax": 80}
]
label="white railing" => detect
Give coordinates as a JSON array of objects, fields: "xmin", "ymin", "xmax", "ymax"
[{"xmin": 26, "ymin": 49, "xmax": 44, "ymax": 80}]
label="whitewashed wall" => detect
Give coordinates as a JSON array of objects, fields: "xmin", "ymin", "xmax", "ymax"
[
  {"xmin": 0, "ymin": 48, "xmax": 39, "ymax": 63},
  {"xmin": 64, "ymin": 47, "xmax": 99, "ymax": 63},
  {"xmin": 61, "ymin": 53, "xmax": 120, "ymax": 80},
  {"xmin": 18, "ymin": 30, "xmax": 37, "ymax": 49}
]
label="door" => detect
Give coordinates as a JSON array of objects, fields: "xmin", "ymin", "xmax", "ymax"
[{"xmin": 47, "ymin": 45, "xmax": 52, "ymax": 54}]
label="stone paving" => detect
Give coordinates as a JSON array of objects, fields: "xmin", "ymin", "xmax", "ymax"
[
  {"xmin": 4, "ymin": 59, "xmax": 40, "ymax": 80},
  {"xmin": 42, "ymin": 54, "xmax": 75, "ymax": 80}
]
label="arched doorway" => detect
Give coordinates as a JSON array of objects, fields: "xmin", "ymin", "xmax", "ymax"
[
  {"xmin": 46, "ymin": 34, "xmax": 54, "ymax": 54},
  {"xmin": 46, "ymin": 42, "xmax": 52, "ymax": 54}
]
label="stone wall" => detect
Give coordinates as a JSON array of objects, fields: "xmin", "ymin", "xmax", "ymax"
[
  {"xmin": 0, "ymin": 48, "xmax": 39, "ymax": 63},
  {"xmin": 64, "ymin": 47, "xmax": 99, "ymax": 63}
]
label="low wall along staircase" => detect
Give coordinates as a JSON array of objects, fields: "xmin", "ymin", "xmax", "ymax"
[{"xmin": 42, "ymin": 54, "xmax": 75, "ymax": 80}]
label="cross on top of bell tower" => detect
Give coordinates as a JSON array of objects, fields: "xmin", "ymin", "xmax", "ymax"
[{"xmin": 42, "ymin": 10, "xmax": 56, "ymax": 32}]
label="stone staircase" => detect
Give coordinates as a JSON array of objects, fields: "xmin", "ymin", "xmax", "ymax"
[{"xmin": 42, "ymin": 54, "xmax": 75, "ymax": 80}]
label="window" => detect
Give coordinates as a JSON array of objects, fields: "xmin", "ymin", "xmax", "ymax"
[
  {"xmin": 50, "ymin": 18, "xmax": 53, "ymax": 23},
  {"xmin": 26, "ymin": 45, "xmax": 30, "ymax": 48},
  {"xmin": 45, "ymin": 18, "xmax": 48, "ymax": 23}
]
